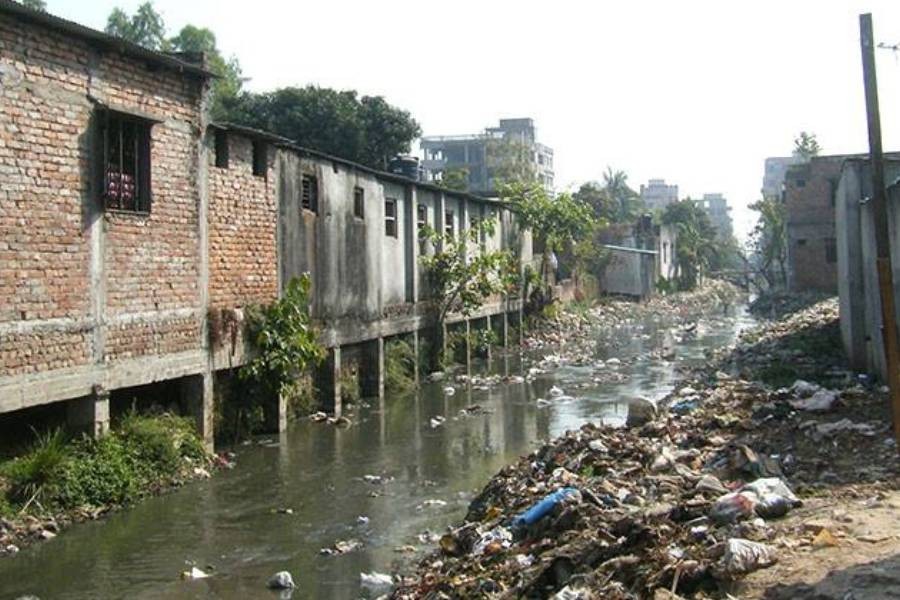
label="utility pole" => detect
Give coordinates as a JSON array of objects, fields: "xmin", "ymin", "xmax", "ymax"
[{"xmin": 860, "ymin": 13, "xmax": 900, "ymax": 447}]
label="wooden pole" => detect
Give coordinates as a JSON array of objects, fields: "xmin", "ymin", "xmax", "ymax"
[{"xmin": 860, "ymin": 13, "xmax": 900, "ymax": 447}]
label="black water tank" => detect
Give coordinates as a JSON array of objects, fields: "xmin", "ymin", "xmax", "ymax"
[{"xmin": 388, "ymin": 155, "xmax": 422, "ymax": 181}]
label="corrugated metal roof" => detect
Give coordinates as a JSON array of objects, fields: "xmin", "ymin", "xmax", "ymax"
[{"xmin": 601, "ymin": 244, "xmax": 658, "ymax": 256}]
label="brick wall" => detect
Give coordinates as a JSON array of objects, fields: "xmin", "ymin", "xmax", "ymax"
[
  {"xmin": 208, "ymin": 133, "xmax": 278, "ymax": 310},
  {"xmin": 0, "ymin": 13, "xmax": 205, "ymax": 375},
  {"xmin": 784, "ymin": 157, "xmax": 840, "ymax": 293}
]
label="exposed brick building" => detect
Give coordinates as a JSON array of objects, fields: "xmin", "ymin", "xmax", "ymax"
[{"xmin": 0, "ymin": 1, "xmax": 530, "ymax": 447}]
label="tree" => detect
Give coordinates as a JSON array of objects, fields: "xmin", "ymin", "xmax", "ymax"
[
  {"xmin": 222, "ymin": 86, "xmax": 421, "ymax": 170},
  {"xmin": 18, "ymin": 0, "xmax": 46, "ymax": 10},
  {"xmin": 105, "ymin": 2, "xmax": 168, "ymax": 51},
  {"xmin": 572, "ymin": 167, "xmax": 644, "ymax": 224},
  {"xmin": 169, "ymin": 25, "xmax": 244, "ymax": 119},
  {"xmin": 503, "ymin": 182, "xmax": 597, "ymax": 297},
  {"xmin": 662, "ymin": 199, "xmax": 718, "ymax": 291},
  {"xmin": 749, "ymin": 196, "xmax": 788, "ymax": 288},
  {"xmin": 486, "ymin": 137, "xmax": 536, "ymax": 189},
  {"xmin": 419, "ymin": 220, "xmax": 509, "ymax": 368},
  {"xmin": 793, "ymin": 131, "xmax": 821, "ymax": 161}
]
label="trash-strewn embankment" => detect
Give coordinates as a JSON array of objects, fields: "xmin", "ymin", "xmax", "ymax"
[
  {"xmin": 393, "ymin": 294, "xmax": 900, "ymax": 599},
  {"xmin": 0, "ymin": 413, "xmax": 230, "ymax": 558}
]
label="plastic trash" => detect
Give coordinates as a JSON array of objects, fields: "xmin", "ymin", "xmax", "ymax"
[
  {"xmin": 719, "ymin": 538, "xmax": 777, "ymax": 576},
  {"xmin": 790, "ymin": 389, "xmax": 838, "ymax": 411},
  {"xmin": 670, "ymin": 398, "xmax": 699, "ymax": 414},
  {"xmin": 473, "ymin": 526, "xmax": 513, "ymax": 555},
  {"xmin": 360, "ymin": 571, "xmax": 394, "ymax": 594},
  {"xmin": 267, "ymin": 571, "xmax": 295, "ymax": 589},
  {"xmin": 790, "ymin": 380, "xmax": 820, "ymax": 398},
  {"xmin": 512, "ymin": 487, "xmax": 579, "ymax": 529},
  {"xmin": 711, "ymin": 491, "xmax": 758, "ymax": 524},
  {"xmin": 549, "ymin": 385, "xmax": 565, "ymax": 397},
  {"xmin": 442, "ymin": 386, "xmax": 455, "ymax": 396},
  {"xmin": 741, "ymin": 477, "xmax": 800, "ymax": 517},
  {"xmin": 429, "ymin": 416, "xmax": 446, "ymax": 429},
  {"xmin": 181, "ymin": 566, "xmax": 209, "ymax": 580}
]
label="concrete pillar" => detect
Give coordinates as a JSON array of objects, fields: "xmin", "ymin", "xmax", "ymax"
[
  {"xmin": 484, "ymin": 315, "xmax": 492, "ymax": 361},
  {"xmin": 405, "ymin": 185, "xmax": 419, "ymax": 303},
  {"xmin": 464, "ymin": 319, "xmax": 472, "ymax": 373},
  {"xmin": 412, "ymin": 330, "xmax": 420, "ymax": 386},
  {"xmin": 181, "ymin": 373, "xmax": 214, "ymax": 450},
  {"xmin": 67, "ymin": 384, "xmax": 109, "ymax": 438},
  {"xmin": 360, "ymin": 337, "xmax": 385, "ymax": 399},
  {"xmin": 316, "ymin": 346, "xmax": 342, "ymax": 417},
  {"xmin": 503, "ymin": 310, "xmax": 510, "ymax": 348},
  {"xmin": 262, "ymin": 392, "xmax": 287, "ymax": 435}
]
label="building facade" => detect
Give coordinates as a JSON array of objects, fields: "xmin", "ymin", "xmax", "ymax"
[
  {"xmin": 699, "ymin": 193, "xmax": 733, "ymax": 239},
  {"xmin": 762, "ymin": 155, "xmax": 803, "ymax": 200},
  {"xmin": 420, "ymin": 118, "xmax": 554, "ymax": 195},
  {"xmin": 639, "ymin": 179, "xmax": 679, "ymax": 211},
  {"xmin": 0, "ymin": 2, "xmax": 531, "ymax": 447}
]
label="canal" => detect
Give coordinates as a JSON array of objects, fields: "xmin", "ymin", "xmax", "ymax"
[{"xmin": 0, "ymin": 301, "xmax": 755, "ymax": 599}]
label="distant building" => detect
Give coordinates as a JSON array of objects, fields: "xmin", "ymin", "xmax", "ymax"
[
  {"xmin": 640, "ymin": 179, "xmax": 679, "ymax": 211},
  {"xmin": 699, "ymin": 193, "xmax": 733, "ymax": 239},
  {"xmin": 762, "ymin": 156, "xmax": 804, "ymax": 200},
  {"xmin": 598, "ymin": 216, "xmax": 677, "ymax": 299},
  {"xmin": 420, "ymin": 118, "xmax": 554, "ymax": 195}
]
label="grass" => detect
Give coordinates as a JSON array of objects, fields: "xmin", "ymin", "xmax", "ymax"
[{"xmin": 0, "ymin": 413, "xmax": 209, "ymax": 516}]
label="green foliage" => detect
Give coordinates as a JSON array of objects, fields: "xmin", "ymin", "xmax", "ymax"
[
  {"xmin": 662, "ymin": 199, "xmax": 719, "ymax": 291},
  {"xmin": 2, "ymin": 429, "xmax": 67, "ymax": 509},
  {"xmin": 384, "ymin": 339, "xmax": 417, "ymax": 393},
  {"xmin": 419, "ymin": 219, "xmax": 509, "ymax": 367},
  {"xmin": 1, "ymin": 415, "xmax": 208, "ymax": 514},
  {"xmin": 169, "ymin": 25, "xmax": 244, "ymax": 120},
  {"xmin": 573, "ymin": 167, "xmax": 644, "ymax": 224},
  {"xmin": 750, "ymin": 196, "xmax": 788, "ymax": 289},
  {"xmin": 222, "ymin": 87, "xmax": 421, "ymax": 170},
  {"xmin": 473, "ymin": 328, "xmax": 499, "ymax": 355},
  {"xmin": 438, "ymin": 167, "xmax": 470, "ymax": 192},
  {"xmin": 486, "ymin": 137, "xmax": 537, "ymax": 189},
  {"xmin": 792, "ymin": 131, "xmax": 821, "ymax": 161},
  {"xmin": 503, "ymin": 182, "xmax": 595, "ymax": 255},
  {"xmin": 240, "ymin": 275, "xmax": 323, "ymax": 399},
  {"xmin": 18, "ymin": 0, "xmax": 46, "ymax": 10},
  {"xmin": 339, "ymin": 367, "xmax": 360, "ymax": 404},
  {"xmin": 105, "ymin": 2, "xmax": 168, "ymax": 50}
]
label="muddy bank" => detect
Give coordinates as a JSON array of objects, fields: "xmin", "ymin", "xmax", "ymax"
[{"xmin": 394, "ymin": 295, "xmax": 900, "ymax": 599}]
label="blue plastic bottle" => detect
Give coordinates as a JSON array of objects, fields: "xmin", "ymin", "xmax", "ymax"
[{"xmin": 512, "ymin": 487, "xmax": 579, "ymax": 529}]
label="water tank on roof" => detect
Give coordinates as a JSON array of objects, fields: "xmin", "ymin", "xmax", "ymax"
[{"xmin": 388, "ymin": 155, "xmax": 422, "ymax": 181}]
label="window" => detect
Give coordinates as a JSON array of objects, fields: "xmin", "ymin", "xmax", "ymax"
[
  {"xmin": 214, "ymin": 129, "xmax": 229, "ymax": 168},
  {"xmin": 797, "ymin": 238, "xmax": 807, "ymax": 247},
  {"xmin": 301, "ymin": 175, "xmax": 318, "ymax": 213},
  {"xmin": 100, "ymin": 110, "xmax": 152, "ymax": 213},
  {"xmin": 385, "ymin": 198, "xmax": 398, "ymax": 238},
  {"xmin": 252, "ymin": 141, "xmax": 267, "ymax": 177},
  {"xmin": 825, "ymin": 237, "xmax": 837, "ymax": 264},
  {"xmin": 353, "ymin": 187, "xmax": 365, "ymax": 219},
  {"xmin": 417, "ymin": 204, "xmax": 428, "ymax": 230},
  {"xmin": 795, "ymin": 179, "xmax": 806, "ymax": 188},
  {"xmin": 444, "ymin": 209, "xmax": 454, "ymax": 237}
]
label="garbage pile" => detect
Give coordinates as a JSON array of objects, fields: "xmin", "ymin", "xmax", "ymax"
[{"xmin": 393, "ymin": 296, "xmax": 900, "ymax": 599}]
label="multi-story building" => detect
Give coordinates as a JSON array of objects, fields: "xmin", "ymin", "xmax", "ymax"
[
  {"xmin": 699, "ymin": 193, "xmax": 733, "ymax": 239},
  {"xmin": 0, "ymin": 1, "xmax": 531, "ymax": 447},
  {"xmin": 639, "ymin": 179, "xmax": 679, "ymax": 211},
  {"xmin": 762, "ymin": 156, "xmax": 803, "ymax": 200},
  {"xmin": 420, "ymin": 118, "xmax": 554, "ymax": 195}
]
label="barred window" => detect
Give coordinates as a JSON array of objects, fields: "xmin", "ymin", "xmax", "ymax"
[
  {"xmin": 354, "ymin": 187, "xmax": 365, "ymax": 219},
  {"xmin": 252, "ymin": 141, "xmax": 267, "ymax": 177},
  {"xmin": 214, "ymin": 129, "xmax": 229, "ymax": 168},
  {"xmin": 100, "ymin": 110, "xmax": 152, "ymax": 213},
  {"xmin": 444, "ymin": 209, "xmax": 454, "ymax": 238},
  {"xmin": 385, "ymin": 198, "xmax": 398, "ymax": 238},
  {"xmin": 302, "ymin": 174, "xmax": 318, "ymax": 213},
  {"xmin": 417, "ymin": 204, "xmax": 428, "ymax": 230}
]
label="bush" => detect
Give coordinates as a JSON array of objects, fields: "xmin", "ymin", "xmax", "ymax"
[
  {"xmin": 57, "ymin": 436, "xmax": 140, "ymax": 508},
  {"xmin": 385, "ymin": 339, "xmax": 417, "ymax": 393},
  {"xmin": 3, "ymin": 429, "xmax": 68, "ymax": 509}
]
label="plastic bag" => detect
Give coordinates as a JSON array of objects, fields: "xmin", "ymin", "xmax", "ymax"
[
  {"xmin": 711, "ymin": 491, "xmax": 757, "ymax": 524},
  {"xmin": 720, "ymin": 538, "xmax": 777, "ymax": 575}
]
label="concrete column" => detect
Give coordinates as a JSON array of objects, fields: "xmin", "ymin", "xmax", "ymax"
[
  {"xmin": 406, "ymin": 185, "xmax": 419, "ymax": 303},
  {"xmin": 182, "ymin": 372, "xmax": 215, "ymax": 450},
  {"xmin": 484, "ymin": 315, "xmax": 492, "ymax": 361},
  {"xmin": 262, "ymin": 392, "xmax": 287, "ymax": 435},
  {"xmin": 316, "ymin": 346, "xmax": 342, "ymax": 417},
  {"xmin": 464, "ymin": 319, "xmax": 472, "ymax": 373},
  {"xmin": 503, "ymin": 310, "xmax": 510, "ymax": 348},
  {"xmin": 67, "ymin": 384, "xmax": 110, "ymax": 438},
  {"xmin": 412, "ymin": 330, "xmax": 420, "ymax": 386},
  {"xmin": 360, "ymin": 337, "xmax": 385, "ymax": 399}
]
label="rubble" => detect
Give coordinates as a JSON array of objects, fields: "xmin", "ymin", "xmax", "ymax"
[{"xmin": 393, "ymin": 295, "xmax": 900, "ymax": 599}]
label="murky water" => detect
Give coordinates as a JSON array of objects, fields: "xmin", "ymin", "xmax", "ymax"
[{"xmin": 0, "ymin": 302, "xmax": 756, "ymax": 600}]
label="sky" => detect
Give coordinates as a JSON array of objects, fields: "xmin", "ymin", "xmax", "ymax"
[{"xmin": 45, "ymin": 0, "xmax": 900, "ymax": 242}]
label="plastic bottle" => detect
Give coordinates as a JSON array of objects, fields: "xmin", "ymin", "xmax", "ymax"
[{"xmin": 512, "ymin": 487, "xmax": 579, "ymax": 529}]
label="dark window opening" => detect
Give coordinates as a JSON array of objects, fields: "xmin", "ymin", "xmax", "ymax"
[
  {"xmin": 417, "ymin": 204, "xmax": 428, "ymax": 230},
  {"xmin": 797, "ymin": 238, "xmax": 807, "ymax": 246},
  {"xmin": 795, "ymin": 179, "xmax": 806, "ymax": 188},
  {"xmin": 444, "ymin": 209, "xmax": 454, "ymax": 238},
  {"xmin": 301, "ymin": 174, "xmax": 318, "ymax": 213},
  {"xmin": 252, "ymin": 141, "xmax": 267, "ymax": 177},
  {"xmin": 825, "ymin": 237, "xmax": 837, "ymax": 264},
  {"xmin": 214, "ymin": 129, "xmax": 229, "ymax": 168},
  {"xmin": 385, "ymin": 198, "xmax": 398, "ymax": 238},
  {"xmin": 100, "ymin": 110, "xmax": 152, "ymax": 213},
  {"xmin": 353, "ymin": 187, "xmax": 365, "ymax": 219}
]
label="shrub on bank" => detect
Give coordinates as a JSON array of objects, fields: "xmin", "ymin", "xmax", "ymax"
[{"xmin": 0, "ymin": 414, "xmax": 209, "ymax": 515}]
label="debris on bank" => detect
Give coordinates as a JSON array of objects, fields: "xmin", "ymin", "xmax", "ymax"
[{"xmin": 393, "ymin": 296, "xmax": 900, "ymax": 598}]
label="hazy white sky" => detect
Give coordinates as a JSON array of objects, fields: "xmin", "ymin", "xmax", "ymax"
[{"xmin": 47, "ymin": 0, "xmax": 900, "ymax": 240}]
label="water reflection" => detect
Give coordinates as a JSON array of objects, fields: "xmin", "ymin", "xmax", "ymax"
[{"xmin": 0, "ymin": 303, "xmax": 754, "ymax": 600}]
